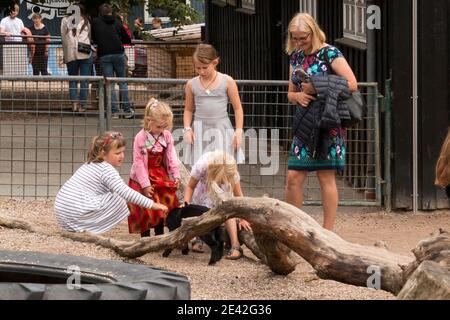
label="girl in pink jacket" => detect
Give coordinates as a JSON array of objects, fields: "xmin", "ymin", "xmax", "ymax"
[{"xmin": 128, "ymin": 98, "xmax": 181, "ymax": 237}]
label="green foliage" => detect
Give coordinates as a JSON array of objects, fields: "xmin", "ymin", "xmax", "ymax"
[
  {"xmin": 146, "ymin": 0, "xmax": 203, "ymax": 28},
  {"xmin": 0, "ymin": 0, "xmax": 203, "ymax": 28},
  {"xmin": 67, "ymin": 0, "xmax": 145, "ymax": 18}
]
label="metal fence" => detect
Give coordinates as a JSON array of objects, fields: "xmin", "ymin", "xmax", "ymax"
[
  {"xmin": 0, "ymin": 39, "xmax": 198, "ymax": 79},
  {"xmin": 0, "ymin": 76, "xmax": 381, "ymax": 206}
]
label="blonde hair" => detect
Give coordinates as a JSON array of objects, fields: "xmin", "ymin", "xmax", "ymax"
[
  {"xmin": 87, "ymin": 131, "xmax": 126, "ymax": 163},
  {"xmin": 31, "ymin": 13, "xmax": 42, "ymax": 20},
  {"xmin": 206, "ymin": 151, "xmax": 238, "ymax": 202},
  {"xmin": 435, "ymin": 129, "xmax": 450, "ymax": 186},
  {"xmin": 193, "ymin": 44, "xmax": 219, "ymax": 65},
  {"xmin": 285, "ymin": 13, "xmax": 326, "ymax": 54},
  {"xmin": 143, "ymin": 98, "xmax": 173, "ymax": 131}
]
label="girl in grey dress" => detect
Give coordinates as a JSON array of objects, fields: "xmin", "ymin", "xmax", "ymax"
[{"xmin": 183, "ymin": 44, "xmax": 244, "ymax": 165}]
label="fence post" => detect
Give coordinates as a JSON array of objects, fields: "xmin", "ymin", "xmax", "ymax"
[
  {"xmin": 364, "ymin": 84, "xmax": 377, "ymax": 201},
  {"xmin": 105, "ymin": 79, "xmax": 112, "ymax": 131},
  {"xmin": 374, "ymin": 86, "xmax": 382, "ymax": 206},
  {"xmin": 384, "ymin": 79, "xmax": 393, "ymax": 212},
  {"xmin": 98, "ymin": 78, "xmax": 106, "ymax": 133}
]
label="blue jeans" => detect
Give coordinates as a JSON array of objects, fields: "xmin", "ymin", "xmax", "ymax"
[
  {"xmin": 67, "ymin": 57, "xmax": 92, "ymax": 106},
  {"xmin": 99, "ymin": 53, "xmax": 131, "ymax": 113}
]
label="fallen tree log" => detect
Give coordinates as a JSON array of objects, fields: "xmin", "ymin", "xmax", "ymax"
[
  {"xmin": 1, "ymin": 197, "xmax": 449, "ymax": 297},
  {"xmin": 397, "ymin": 260, "xmax": 450, "ymax": 299}
]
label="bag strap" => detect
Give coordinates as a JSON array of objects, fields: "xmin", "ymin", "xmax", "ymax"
[{"xmin": 322, "ymin": 46, "xmax": 335, "ymax": 75}]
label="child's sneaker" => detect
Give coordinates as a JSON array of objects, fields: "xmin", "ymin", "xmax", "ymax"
[{"xmin": 123, "ymin": 108, "xmax": 135, "ymax": 119}]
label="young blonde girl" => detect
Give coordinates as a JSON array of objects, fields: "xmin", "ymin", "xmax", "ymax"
[
  {"xmin": 54, "ymin": 131, "xmax": 167, "ymax": 234},
  {"xmin": 184, "ymin": 151, "xmax": 251, "ymax": 260},
  {"xmin": 435, "ymin": 129, "xmax": 450, "ymax": 198},
  {"xmin": 128, "ymin": 98, "xmax": 181, "ymax": 237},
  {"xmin": 183, "ymin": 44, "xmax": 245, "ymax": 165}
]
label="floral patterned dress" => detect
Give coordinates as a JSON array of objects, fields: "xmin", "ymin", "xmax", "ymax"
[
  {"xmin": 128, "ymin": 132, "xmax": 179, "ymax": 234},
  {"xmin": 288, "ymin": 45, "xmax": 346, "ymax": 172}
]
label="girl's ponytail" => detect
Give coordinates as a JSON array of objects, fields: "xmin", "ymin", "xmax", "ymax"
[{"xmin": 87, "ymin": 135, "xmax": 102, "ymax": 163}]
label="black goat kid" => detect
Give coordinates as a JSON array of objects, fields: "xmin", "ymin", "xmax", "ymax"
[{"xmin": 163, "ymin": 204, "xmax": 225, "ymax": 265}]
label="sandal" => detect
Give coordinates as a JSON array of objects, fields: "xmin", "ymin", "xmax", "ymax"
[
  {"xmin": 191, "ymin": 238, "xmax": 205, "ymax": 253},
  {"xmin": 225, "ymin": 246, "xmax": 243, "ymax": 260}
]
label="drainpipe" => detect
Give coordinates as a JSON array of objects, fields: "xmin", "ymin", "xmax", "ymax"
[
  {"xmin": 412, "ymin": 0, "xmax": 419, "ymax": 213},
  {"xmin": 366, "ymin": 0, "xmax": 376, "ymax": 202}
]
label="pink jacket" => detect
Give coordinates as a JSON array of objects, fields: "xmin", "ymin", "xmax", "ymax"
[{"xmin": 130, "ymin": 129, "xmax": 180, "ymax": 189}]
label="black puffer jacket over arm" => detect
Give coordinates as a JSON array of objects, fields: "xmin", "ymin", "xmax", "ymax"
[{"xmin": 292, "ymin": 74, "xmax": 351, "ymax": 156}]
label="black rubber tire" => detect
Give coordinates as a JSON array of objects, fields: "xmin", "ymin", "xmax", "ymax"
[{"xmin": 0, "ymin": 250, "xmax": 190, "ymax": 300}]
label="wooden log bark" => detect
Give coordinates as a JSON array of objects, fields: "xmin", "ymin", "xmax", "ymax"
[
  {"xmin": 402, "ymin": 229, "xmax": 450, "ymax": 282},
  {"xmin": 252, "ymin": 233, "xmax": 298, "ymax": 275},
  {"xmin": 210, "ymin": 198, "xmax": 412, "ymax": 294},
  {"xmin": 74, "ymin": 198, "xmax": 412, "ymax": 293},
  {"xmin": 397, "ymin": 261, "xmax": 450, "ymax": 300},
  {"xmin": 237, "ymin": 229, "xmax": 268, "ymax": 264}
]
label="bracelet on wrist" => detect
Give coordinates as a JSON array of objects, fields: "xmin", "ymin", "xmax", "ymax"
[{"xmin": 183, "ymin": 127, "xmax": 192, "ymax": 133}]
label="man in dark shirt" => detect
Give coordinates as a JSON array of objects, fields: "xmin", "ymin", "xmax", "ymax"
[{"xmin": 92, "ymin": 3, "xmax": 133, "ymax": 118}]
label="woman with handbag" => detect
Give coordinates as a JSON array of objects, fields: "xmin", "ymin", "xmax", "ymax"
[
  {"xmin": 61, "ymin": 4, "xmax": 93, "ymax": 113},
  {"xmin": 285, "ymin": 13, "xmax": 357, "ymax": 230}
]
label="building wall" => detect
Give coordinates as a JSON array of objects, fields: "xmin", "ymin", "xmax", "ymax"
[
  {"xmin": 206, "ymin": 0, "xmax": 275, "ymax": 80},
  {"xmin": 206, "ymin": 0, "xmax": 301, "ymax": 80},
  {"xmin": 205, "ymin": 0, "xmax": 450, "ymax": 210}
]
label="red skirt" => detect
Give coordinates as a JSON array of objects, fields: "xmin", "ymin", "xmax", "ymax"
[{"xmin": 127, "ymin": 153, "xmax": 179, "ymax": 234}]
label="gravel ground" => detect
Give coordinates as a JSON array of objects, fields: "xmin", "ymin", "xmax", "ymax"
[{"xmin": 1, "ymin": 198, "xmax": 449, "ymax": 300}]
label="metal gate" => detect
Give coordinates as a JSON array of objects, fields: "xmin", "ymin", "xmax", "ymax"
[{"xmin": 0, "ymin": 76, "xmax": 382, "ymax": 206}]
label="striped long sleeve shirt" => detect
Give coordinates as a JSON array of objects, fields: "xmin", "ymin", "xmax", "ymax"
[{"xmin": 54, "ymin": 161, "xmax": 153, "ymax": 233}]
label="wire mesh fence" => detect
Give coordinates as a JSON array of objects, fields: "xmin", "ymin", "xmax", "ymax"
[
  {"xmin": 0, "ymin": 76, "xmax": 381, "ymax": 206},
  {"xmin": 0, "ymin": 39, "xmax": 198, "ymax": 79}
]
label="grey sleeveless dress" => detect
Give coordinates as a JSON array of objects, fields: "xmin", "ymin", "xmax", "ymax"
[{"xmin": 184, "ymin": 72, "xmax": 245, "ymax": 165}]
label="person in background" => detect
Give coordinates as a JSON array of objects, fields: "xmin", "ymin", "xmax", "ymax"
[
  {"xmin": 117, "ymin": 13, "xmax": 132, "ymax": 78},
  {"xmin": 133, "ymin": 17, "xmax": 144, "ymax": 40},
  {"xmin": 117, "ymin": 13, "xmax": 132, "ymax": 40},
  {"xmin": 0, "ymin": 3, "xmax": 24, "ymax": 41},
  {"xmin": 92, "ymin": 3, "xmax": 134, "ymax": 119},
  {"xmin": 29, "ymin": 13, "xmax": 50, "ymax": 76},
  {"xmin": 151, "ymin": 17, "xmax": 162, "ymax": 30},
  {"xmin": 61, "ymin": 3, "xmax": 93, "ymax": 112}
]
